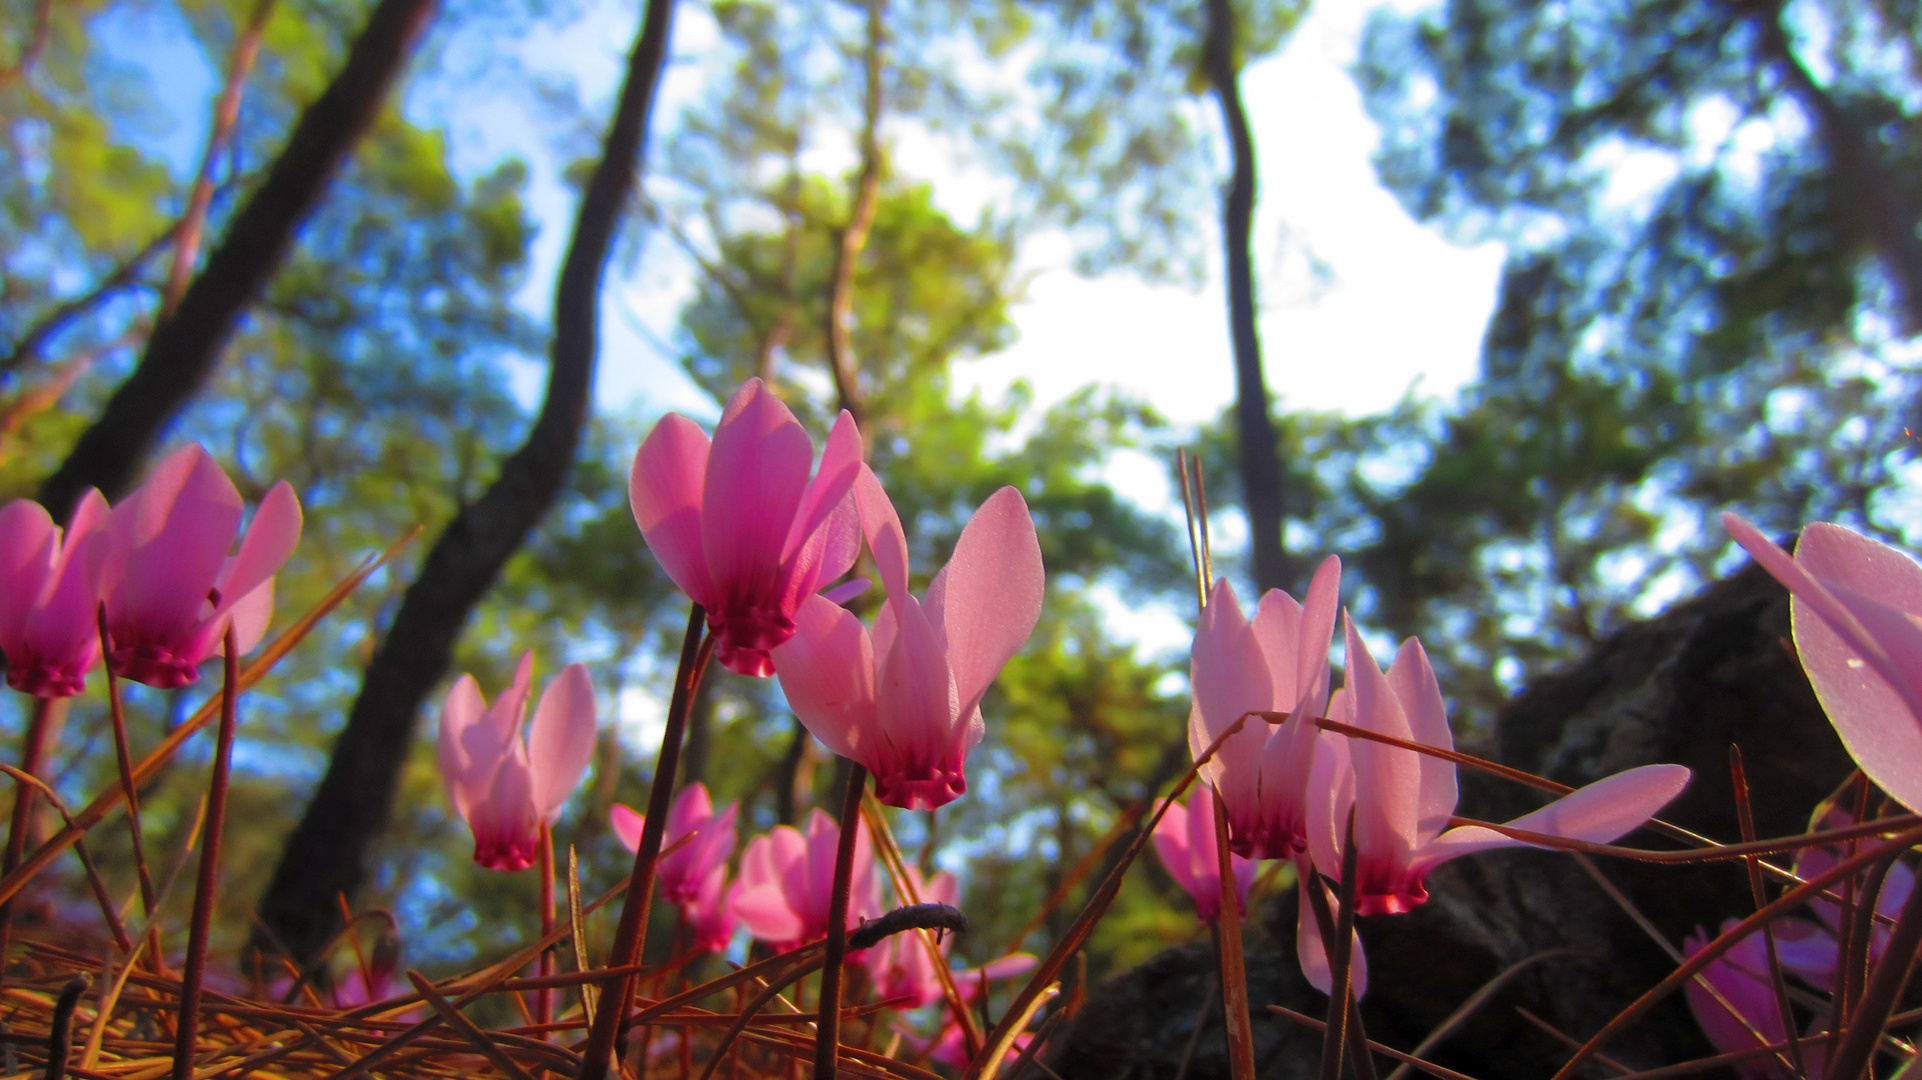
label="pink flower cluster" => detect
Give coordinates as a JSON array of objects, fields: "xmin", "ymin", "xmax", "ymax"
[
  {"xmin": 631, "ymin": 378, "xmax": 1044, "ymax": 810},
  {"xmin": 0, "ymin": 443, "xmax": 302, "ymax": 697},
  {"xmin": 1185, "ymin": 556, "xmax": 1691, "ymax": 994}
]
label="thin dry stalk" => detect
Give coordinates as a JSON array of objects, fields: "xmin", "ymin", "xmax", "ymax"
[
  {"xmin": 1729, "ymin": 746, "xmax": 1807, "ymax": 1078},
  {"xmin": 1210, "ymin": 788, "xmax": 1255, "ymax": 1080},
  {"xmin": 169, "ymin": 627, "xmax": 242, "ymax": 1080},
  {"xmin": 1547, "ymin": 824, "xmax": 1922, "ymax": 1080}
]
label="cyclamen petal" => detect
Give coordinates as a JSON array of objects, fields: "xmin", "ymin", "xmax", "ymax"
[
  {"xmin": 628, "ymin": 380, "xmax": 864, "ymax": 677},
  {"xmin": 1724, "ymin": 515, "xmax": 1922, "ymax": 812},
  {"xmin": 438, "ymin": 653, "xmax": 595, "ymax": 871},
  {"xmin": 1152, "ymin": 786, "xmax": 1257, "ymax": 923},
  {"xmin": 0, "ymin": 491, "xmax": 108, "ymax": 698},
  {"xmin": 1188, "ymin": 557, "xmax": 1343, "ymax": 860},
  {"xmin": 727, "ymin": 811, "xmax": 879, "ymax": 949}
]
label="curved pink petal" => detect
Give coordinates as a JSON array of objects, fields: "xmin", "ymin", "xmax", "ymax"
[
  {"xmin": 781, "ymin": 410, "xmax": 864, "ymax": 569},
  {"xmin": 702, "ymin": 379, "xmax": 813, "ymax": 600},
  {"xmin": 630, "ymin": 413, "xmax": 714, "ymax": 603},
  {"xmin": 610, "ymin": 803, "xmax": 644, "ymax": 853},
  {"xmin": 1305, "ymin": 716, "xmax": 1354, "ymax": 879},
  {"xmin": 730, "ymin": 874, "xmax": 806, "ymax": 945},
  {"xmin": 526, "ymin": 663, "xmax": 597, "ymax": 816},
  {"xmin": 437, "ymin": 674, "xmax": 490, "ymax": 821},
  {"xmin": 871, "ymin": 595, "xmax": 966, "ymax": 809},
  {"xmin": 1726, "ymin": 514, "xmax": 1922, "ymax": 810},
  {"xmin": 667, "ymin": 783, "xmax": 714, "ymax": 838},
  {"xmin": 489, "ymin": 652, "xmax": 538, "ymax": 745},
  {"xmin": 821, "ymin": 577, "xmax": 871, "ymax": 606},
  {"xmin": 1293, "ymin": 555, "xmax": 1342, "ymax": 721},
  {"xmin": 1153, "ymin": 800, "xmax": 1206, "ymax": 915},
  {"xmin": 109, "ymin": 445, "xmax": 242, "ymax": 639},
  {"xmin": 773, "ymin": 594, "xmax": 875, "ymax": 761},
  {"xmin": 468, "ymin": 753, "xmax": 540, "ymax": 871},
  {"xmin": 1418, "ymin": 763, "xmax": 1691, "ymax": 870},
  {"xmin": 925, "ymin": 486, "xmax": 1044, "ymax": 722},
  {"xmin": 221, "ymin": 578, "xmax": 275, "ymax": 656},
  {"xmin": 211, "ymin": 481, "xmax": 301, "ymax": 616},
  {"xmin": 1683, "ymin": 921, "xmax": 1788, "ymax": 1075},
  {"xmin": 1342, "ymin": 617, "xmax": 1420, "ymax": 863},
  {"xmin": 1189, "ymin": 581, "xmax": 1273, "ymax": 822},
  {"xmin": 1387, "ymin": 637, "xmax": 1457, "ymax": 844},
  {"xmin": 1788, "ymin": 523, "xmax": 1922, "ymax": 813},
  {"xmin": 1296, "ymin": 872, "xmax": 1369, "ymax": 998},
  {"xmin": 853, "ymin": 466, "xmax": 912, "ymax": 605},
  {"xmin": 1251, "ymin": 588, "xmax": 1304, "ymax": 709},
  {"xmin": 0, "ymin": 500, "xmax": 57, "ymax": 647}
]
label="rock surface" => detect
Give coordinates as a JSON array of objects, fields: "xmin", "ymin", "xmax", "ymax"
[{"xmin": 1047, "ymin": 561, "xmax": 1857, "ymax": 1080}]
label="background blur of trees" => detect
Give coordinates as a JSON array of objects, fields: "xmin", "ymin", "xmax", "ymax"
[{"xmin": 0, "ymin": 0, "xmax": 1914, "ymax": 991}]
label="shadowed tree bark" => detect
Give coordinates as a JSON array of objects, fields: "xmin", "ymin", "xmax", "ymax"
[
  {"xmin": 35, "ymin": 0, "xmax": 440, "ymax": 521},
  {"xmin": 1203, "ymin": 0, "xmax": 1291, "ymax": 596},
  {"xmin": 249, "ymin": 0, "xmax": 681, "ymax": 965},
  {"xmin": 1738, "ymin": 0, "xmax": 1922, "ymax": 334}
]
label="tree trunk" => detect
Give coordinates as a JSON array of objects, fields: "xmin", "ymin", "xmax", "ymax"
[
  {"xmin": 821, "ymin": 0, "xmax": 886, "ymax": 425},
  {"xmin": 1202, "ymin": 0, "xmax": 1290, "ymax": 596},
  {"xmin": 248, "ymin": 0, "xmax": 680, "ymax": 966},
  {"xmin": 1743, "ymin": 0, "xmax": 1922, "ymax": 334},
  {"xmin": 1052, "ymin": 557, "xmax": 1857, "ymax": 1079},
  {"xmin": 35, "ymin": 0, "xmax": 439, "ymax": 521}
]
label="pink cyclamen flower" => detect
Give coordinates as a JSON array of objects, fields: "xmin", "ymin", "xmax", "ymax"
[
  {"xmin": 95, "ymin": 444, "xmax": 302, "ymax": 688},
  {"xmin": 630, "ymin": 378, "xmax": 864, "ymax": 677},
  {"xmin": 1186, "ymin": 558, "xmax": 1342, "ymax": 859},
  {"xmin": 0, "ymin": 491, "xmax": 109, "ymax": 697},
  {"xmin": 1772, "ymin": 804, "xmax": 1914, "ymax": 985},
  {"xmin": 611, "ymin": 782, "xmax": 739, "ymax": 905},
  {"xmin": 727, "ymin": 809, "xmax": 881, "ymax": 950},
  {"xmin": 864, "ymin": 866, "xmax": 967, "ymax": 1007},
  {"xmin": 1307, "ymin": 618, "xmax": 1691, "ymax": 916},
  {"xmin": 1724, "ymin": 515, "xmax": 1922, "ymax": 812},
  {"xmin": 1152, "ymin": 785, "xmax": 1258, "ymax": 923},
  {"xmin": 437, "ymin": 652, "xmax": 596, "ymax": 871},
  {"xmin": 1683, "ymin": 921, "xmax": 1821, "ymax": 1080},
  {"xmin": 773, "ymin": 470, "xmax": 1044, "ymax": 810},
  {"xmin": 611, "ymin": 783, "xmax": 740, "ymax": 954},
  {"xmin": 904, "ymin": 955, "xmax": 1040, "ymax": 1069}
]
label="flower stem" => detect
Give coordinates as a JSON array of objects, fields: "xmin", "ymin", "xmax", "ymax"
[
  {"xmin": 812, "ymin": 760, "xmax": 868, "ymax": 1080},
  {"xmin": 97, "ymin": 607, "xmax": 164, "ymax": 970},
  {"xmin": 0, "ymin": 696, "xmax": 59, "ymax": 979},
  {"xmin": 170, "ymin": 626, "xmax": 240, "ymax": 1080},
  {"xmin": 1210, "ymin": 787, "xmax": 1256, "ymax": 1080},
  {"xmin": 538, "ymin": 822, "xmax": 555, "ymax": 1028},
  {"xmin": 576, "ymin": 604, "xmax": 713, "ymax": 1080}
]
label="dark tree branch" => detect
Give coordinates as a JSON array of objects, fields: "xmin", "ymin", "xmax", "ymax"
[
  {"xmin": 35, "ymin": 0, "xmax": 440, "ymax": 521},
  {"xmin": 163, "ymin": 0, "xmax": 278, "ymax": 317},
  {"xmin": 0, "ymin": 0, "xmax": 52, "ymax": 87},
  {"xmin": 1203, "ymin": 0, "xmax": 1291, "ymax": 595},
  {"xmin": 822, "ymin": 0, "xmax": 886, "ymax": 424},
  {"xmin": 249, "ymin": 0, "xmax": 679, "ymax": 967},
  {"xmin": 0, "ymin": 228, "xmax": 171, "ymax": 380},
  {"xmin": 1743, "ymin": 0, "xmax": 1922, "ymax": 334}
]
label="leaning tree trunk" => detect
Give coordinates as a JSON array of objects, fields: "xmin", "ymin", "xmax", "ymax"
[
  {"xmin": 1052, "ymin": 554, "xmax": 1858, "ymax": 1079},
  {"xmin": 1202, "ymin": 0, "xmax": 1290, "ymax": 596},
  {"xmin": 35, "ymin": 0, "xmax": 439, "ymax": 521},
  {"xmin": 249, "ymin": 0, "xmax": 680, "ymax": 966}
]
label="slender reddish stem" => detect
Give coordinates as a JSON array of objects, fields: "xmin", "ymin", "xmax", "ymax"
[
  {"xmin": 538, "ymin": 822, "xmax": 555, "ymax": 1028},
  {"xmin": 170, "ymin": 627, "xmax": 241, "ymax": 1080},
  {"xmin": 812, "ymin": 761, "xmax": 868, "ymax": 1080},
  {"xmin": 1211, "ymin": 787, "xmax": 1256, "ymax": 1080},
  {"xmin": 97, "ymin": 607, "xmax": 164, "ymax": 970},
  {"xmin": 576, "ymin": 604, "xmax": 713, "ymax": 1080},
  {"xmin": 0, "ymin": 696, "xmax": 58, "ymax": 977}
]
